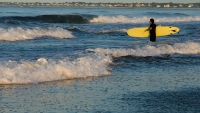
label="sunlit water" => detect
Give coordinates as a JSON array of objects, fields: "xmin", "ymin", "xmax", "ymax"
[{"xmin": 0, "ymin": 6, "xmax": 200, "ymax": 112}]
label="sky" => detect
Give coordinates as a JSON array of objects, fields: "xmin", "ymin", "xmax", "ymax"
[{"xmin": 0, "ymin": 0, "xmax": 199, "ymax": 3}]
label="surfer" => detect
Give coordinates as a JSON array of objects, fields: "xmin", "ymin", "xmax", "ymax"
[{"xmin": 145, "ymin": 18, "xmax": 156, "ymax": 42}]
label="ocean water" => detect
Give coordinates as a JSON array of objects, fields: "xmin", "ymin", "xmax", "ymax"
[{"xmin": 0, "ymin": 6, "xmax": 200, "ymax": 112}]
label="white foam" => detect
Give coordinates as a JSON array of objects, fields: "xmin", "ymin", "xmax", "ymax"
[
  {"xmin": 98, "ymin": 29, "xmax": 127, "ymax": 33},
  {"xmin": 0, "ymin": 54, "xmax": 112, "ymax": 84},
  {"xmin": 88, "ymin": 42, "xmax": 200, "ymax": 57},
  {"xmin": 0, "ymin": 27, "xmax": 74, "ymax": 41},
  {"xmin": 90, "ymin": 15, "xmax": 200, "ymax": 23}
]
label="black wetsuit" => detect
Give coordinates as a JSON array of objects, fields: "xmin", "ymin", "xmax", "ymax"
[{"xmin": 150, "ymin": 24, "xmax": 156, "ymax": 42}]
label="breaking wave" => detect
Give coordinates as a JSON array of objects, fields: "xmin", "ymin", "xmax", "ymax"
[
  {"xmin": 0, "ymin": 53, "xmax": 112, "ymax": 84},
  {"xmin": 87, "ymin": 42, "xmax": 200, "ymax": 57},
  {"xmin": 0, "ymin": 27, "xmax": 74, "ymax": 41},
  {"xmin": 90, "ymin": 15, "xmax": 200, "ymax": 23}
]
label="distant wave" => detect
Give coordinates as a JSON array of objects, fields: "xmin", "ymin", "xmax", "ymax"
[
  {"xmin": 88, "ymin": 42, "xmax": 200, "ymax": 57},
  {"xmin": 0, "ymin": 53, "xmax": 112, "ymax": 84},
  {"xmin": 90, "ymin": 15, "xmax": 200, "ymax": 23},
  {"xmin": 1, "ymin": 14, "xmax": 95, "ymax": 24},
  {"xmin": 143, "ymin": 12, "xmax": 189, "ymax": 17},
  {"xmin": 2, "ymin": 14, "xmax": 199, "ymax": 24},
  {"xmin": 0, "ymin": 27, "xmax": 74, "ymax": 41}
]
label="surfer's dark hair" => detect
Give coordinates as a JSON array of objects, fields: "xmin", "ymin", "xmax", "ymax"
[{"xmin": 150, "ymin": 18, "xmax": 154, "ymax": 24}]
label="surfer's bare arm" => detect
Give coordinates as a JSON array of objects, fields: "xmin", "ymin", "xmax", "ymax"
[{"xmin": 145, "ymin": 27, "xmax": 152, "ymax": 31}]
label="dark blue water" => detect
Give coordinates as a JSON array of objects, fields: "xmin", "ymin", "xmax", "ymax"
[{"xmin": 0, "ymin": 6, "xmax": 200, "ymax": 112}]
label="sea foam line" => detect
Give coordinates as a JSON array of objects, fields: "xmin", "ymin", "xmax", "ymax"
[
  {"xmin": 90, "ymin": 15, "xmax": 200, "ymax": 23},
  {"xmin": 0, "ymin": 27, "xmax": 74, "ymax": 41}
]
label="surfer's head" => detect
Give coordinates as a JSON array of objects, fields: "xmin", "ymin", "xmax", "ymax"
[{"xmin": 150, "ymin": 18, "xmax": 154, "ymax": 24}]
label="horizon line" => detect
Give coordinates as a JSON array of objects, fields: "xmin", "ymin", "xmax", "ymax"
[{"xmin": 0, "ymin": 1, "xmax": 200, "ymax": 3}]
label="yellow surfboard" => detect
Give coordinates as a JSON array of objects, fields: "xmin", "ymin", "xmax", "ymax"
[{"xmin": 127, "ymin": 26, "xmax": 180, "ymax": 38}]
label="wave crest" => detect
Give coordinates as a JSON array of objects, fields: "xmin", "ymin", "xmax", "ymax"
[
  {"xmin": 0, "ymin": 27, "xmax": 74, "ymax": 41},
  {"xmin": 2, "ymin": 14, "xmax": 90, "ymax": 24}
]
